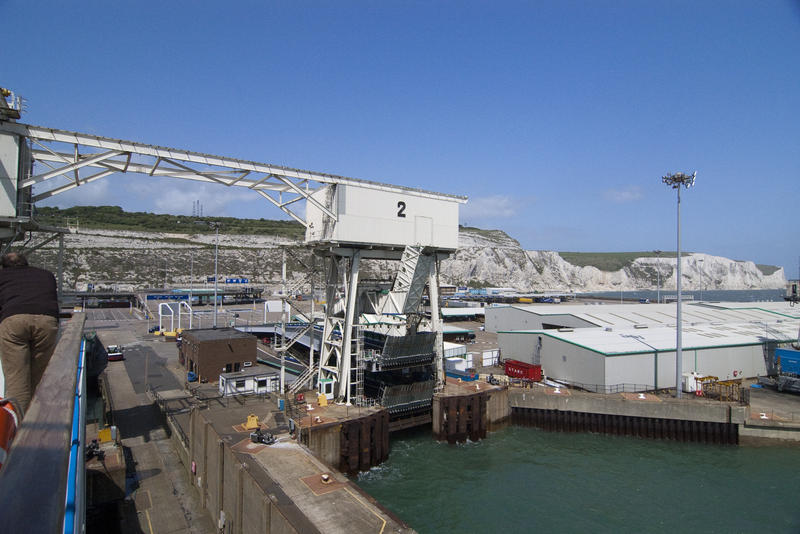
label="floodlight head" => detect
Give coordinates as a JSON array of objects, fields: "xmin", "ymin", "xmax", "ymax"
[{"xmin": 661, "ymin": 171, "xmax": 696, "ymax": 189}]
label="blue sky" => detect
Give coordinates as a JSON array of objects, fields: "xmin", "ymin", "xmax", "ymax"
[{"xmin": 3, "ymin": 1, "xmax": 799, "ymax": 274}]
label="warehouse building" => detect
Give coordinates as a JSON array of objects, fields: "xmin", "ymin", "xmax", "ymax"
[{"xmin": 496, "ymin": 301, "xmax": 800, "ymax": 393}]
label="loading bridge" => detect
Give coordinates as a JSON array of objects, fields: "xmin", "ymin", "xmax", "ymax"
[{"xmin": 0, "ymin": 88, "xmax": 467, "ymax": 406}]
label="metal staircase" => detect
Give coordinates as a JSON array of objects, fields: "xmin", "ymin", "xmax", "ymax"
[
  {"xmin": 352, "ymin": 327, "xmax": 367, "ymax": 405},
  {"xmin": 373, "ymin": 245, "xmax": 435, "ymax": 315},
  {"xmin": 288, "ymin": 364, "xmax": 318, "ymax": 395}
]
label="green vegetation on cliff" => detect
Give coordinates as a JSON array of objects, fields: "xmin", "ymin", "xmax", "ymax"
[
  {"xmin": 33, "ymin": 205, "xmax": 305, "ymax": 239},
  {"xmin": 557, "ymin": 251, "xmax": 686, "ymax": 272},
  {"xmin": 756, "ymin": 264, "xmax": 781, "ymax": 276}
]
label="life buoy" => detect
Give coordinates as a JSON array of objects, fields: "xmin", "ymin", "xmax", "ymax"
[{"xmin": 0, "ymin": 398, "xmax": 20, "ymax": 470}]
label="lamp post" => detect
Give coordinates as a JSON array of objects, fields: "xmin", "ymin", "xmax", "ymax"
[{"xmin": 662, "ymin": 171, "xmax": 696, "ymax": 398}]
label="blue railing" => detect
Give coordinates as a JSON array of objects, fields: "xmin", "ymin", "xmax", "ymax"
[{"xmin": 63, "ymin": 338, "xmax": 86, "ymax": 534}]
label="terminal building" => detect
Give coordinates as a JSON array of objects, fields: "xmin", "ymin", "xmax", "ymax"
[
  {"xmin": 494, "ymin": 301, "xmax": 800, "ymax": 392},
  {"xmin": 180, "ymin": 327, "xmax": 257, "ymax": 382}
]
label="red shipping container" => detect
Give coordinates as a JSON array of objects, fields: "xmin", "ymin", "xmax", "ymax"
[{"xmin": 504, "ymin": 359, "xmax": 542, "ymax": 381}]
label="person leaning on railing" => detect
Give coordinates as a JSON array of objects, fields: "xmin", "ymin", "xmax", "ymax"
[{"xmin": 0, "ymin": 252, "xmax": 60, "ymax": 416}]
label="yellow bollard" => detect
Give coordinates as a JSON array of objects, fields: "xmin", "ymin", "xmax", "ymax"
[{"xmin": 245, "ymin": 413, "xmax": 259, "ymax": 430}]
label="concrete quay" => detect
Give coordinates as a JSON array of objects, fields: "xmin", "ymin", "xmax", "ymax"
[
  {"xmin": 507, "ymin": 384, "xmax": 800, "ymax": 444},
  {"xmin": 89, "ymin": 308, "xmax": 412, "ymax": 533},
  {"xmin": 509, "ymin": 386, "xmax": 747, "ymax": 424},
  {"xmin": 740, "ymin": 386, "xmax": 800, "ymax": 443},
  {"xmin": 90, "ymin": 311, "xmax": 216, "ymax": 534},
  {"xmin": 174, "ymin": 401, "xmax": 411, "ymax": 534}
]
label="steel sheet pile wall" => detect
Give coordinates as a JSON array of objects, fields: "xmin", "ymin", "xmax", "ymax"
[
  {"xmin": 511, "ymin": 408, "xmax": 738, "ymax": 444},
  {"xmin": 508, "ymin": 389, "xmax": 744, "ymax": 445},
  {"xmin": 339, "ymin": 411, "xmax": 390, "ymax": 474},
  {"xmin": 433, "ymin": 392, "xmax": 488, "ymax": 443}
]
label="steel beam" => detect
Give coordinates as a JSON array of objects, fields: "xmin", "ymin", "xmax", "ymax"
[
  {"xmin": 1, "ymin": 121, "xmax": 467, "ymax": 202},
  {"xmin": 339, "ymin": 250, "xmax": 361, "ymax": 403}
]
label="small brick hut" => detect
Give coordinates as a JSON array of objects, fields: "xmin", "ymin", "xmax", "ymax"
[{"xmin": 180, "ymin": 327, "xmax": 256, "ymax": 383}]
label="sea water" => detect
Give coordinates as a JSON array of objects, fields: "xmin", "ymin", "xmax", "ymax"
[
  {"xmin": 357, "ymin": 426, "xmax": 800, "ymax": 533},
  {"xmin": 357, "ymin": 288, "xmax": 799, "ymax": 532}
]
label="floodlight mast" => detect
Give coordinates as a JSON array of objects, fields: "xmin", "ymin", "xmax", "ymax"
[{"xmin": 661, "ymin": 171, "xmax": 696, "ymax": 398}]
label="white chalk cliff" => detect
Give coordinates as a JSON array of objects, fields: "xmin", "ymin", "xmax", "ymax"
[
  {"xmin": 441, "ymin": 228, "xmax": 786, "ymax": 291},
  {"xmin": 31, "ymin": 226, "xmax": 785, "ymax": 291}
]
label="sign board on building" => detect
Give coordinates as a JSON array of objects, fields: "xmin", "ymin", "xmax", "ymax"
[
  {"xmin": 146, "ymin": 294, "xmax": 189, "ymax": 301},
  {"xmin": 225, "ymin": 278, "xmax": 249, "ymax": 284}
]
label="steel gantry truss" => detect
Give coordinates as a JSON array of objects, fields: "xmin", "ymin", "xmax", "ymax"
[
  {"xmin": 0, "ymin": 121, "xmax": 463, "ymax": 228},
  {"xmin": 0, "ymin": 113, "xmax": 465, "ymax": 406}
]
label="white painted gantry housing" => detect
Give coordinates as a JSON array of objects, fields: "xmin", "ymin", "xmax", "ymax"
[{"xmin": 0, "ymin": 111, "xmax": 467, "ymax": 404}]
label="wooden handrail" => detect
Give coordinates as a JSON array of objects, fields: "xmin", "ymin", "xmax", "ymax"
[{"xmin": 0, "ymin": 313, "xmax": 86, "ymax": 534}]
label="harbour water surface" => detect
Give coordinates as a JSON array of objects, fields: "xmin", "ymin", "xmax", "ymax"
[
  {"xmin": 357, "ymin": 288, "xmax": 797, "ymax": 532},
  {"xmin": 357, "ymin": 426, "xmax": 800, "ymax": 533}
]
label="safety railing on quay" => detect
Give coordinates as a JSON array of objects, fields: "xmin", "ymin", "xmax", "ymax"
[
  {"xmin": 525, "ymin": 378, "xmax": 752, "ymax": 406},
  {"xmin": 517, "ymin": 379, "xmax": 657, "ymax": 395},
  {"xmin": 750, "ymin": 408, "xmax": 800, "ymax": 423},
  {"xmin": 0, "ymin": 313, "xmax": 87, "ymax": 534}
]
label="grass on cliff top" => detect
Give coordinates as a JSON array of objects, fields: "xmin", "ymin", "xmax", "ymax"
[
  {"xmin": 459, "ymin": 225, "xmax": 519, "ymax": 244},
  {"xmin": 557, "ymin": 251, "xmax": 687, "ymax": 272},
  {"xmin": 33, "ymin": 205, "xmax": 305, "ymax": 239},
  {"xmin": 756, "ymin": 264, "xmax": 781, "ymax": 276},
  {"xmin": 559, "ymin": 251, "xmax": 780, "ymax": 275}
]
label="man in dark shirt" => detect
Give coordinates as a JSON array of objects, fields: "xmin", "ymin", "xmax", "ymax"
[{"xmin": 0, "ymin": 252, "xmax": 59, "ymax": 415}]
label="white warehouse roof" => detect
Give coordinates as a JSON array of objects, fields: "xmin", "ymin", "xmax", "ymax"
[
  {"xmin": 493, "ymin": 301, "xmax": 800, "ymax": 330},
  {"xmin": 500, "ymin": 319, "xmax": 800, "ymax": 356}
]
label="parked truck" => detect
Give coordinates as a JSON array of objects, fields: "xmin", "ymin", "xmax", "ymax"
[{"xmin": 758, "ymin": 323, "xmax": 800, "ymax": 393}]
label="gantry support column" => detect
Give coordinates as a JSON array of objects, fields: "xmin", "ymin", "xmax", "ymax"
[
  {"xmin": 339, "ymin": 250, "xmax": 361, "ymax": 403},
  {"xmin": 428, "ymin": 258, "xmax": 444, "ymax": 391},
  {"xmin": 318, "ymin": 257, "xmax": 341, "ymax": 390},
  {"xmin": 308, "ymin": 254, "xmax": 316, "ymax": 385}
]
